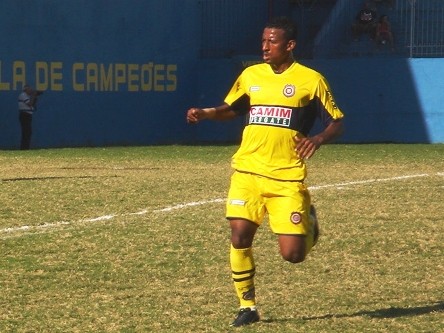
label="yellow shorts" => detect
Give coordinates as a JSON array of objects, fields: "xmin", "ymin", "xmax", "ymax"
[{"xmin": 226, "ymin": 171, "xmax": 312, "ymax": 235}]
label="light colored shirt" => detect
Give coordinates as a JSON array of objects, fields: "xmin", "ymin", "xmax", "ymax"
[{"xmin": 18, "ymin": 91, "xmax": 33, "ymax": 113}]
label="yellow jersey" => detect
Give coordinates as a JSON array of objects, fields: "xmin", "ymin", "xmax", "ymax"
[{"xmin": 224, "ymin": 62, "xmax": 344, "ymax": 181}]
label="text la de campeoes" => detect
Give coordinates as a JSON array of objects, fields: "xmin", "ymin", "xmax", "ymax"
[{"xmin": 0, "ymin": 61, "xmax": 177, "ymax": 92}]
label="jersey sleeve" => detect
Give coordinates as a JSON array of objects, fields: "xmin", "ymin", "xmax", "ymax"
[
  {"xmin": 312, "ymin": 77, "xmax": 344, "ymax": 126},
  {"xmin": 224, "ymin": 73, "xmax": 250, "ymax": 116}
]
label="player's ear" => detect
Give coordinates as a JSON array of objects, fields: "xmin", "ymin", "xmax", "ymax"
[{"xmin": 287, "ymin": 39, "xmax": 296, "ymax": 51}]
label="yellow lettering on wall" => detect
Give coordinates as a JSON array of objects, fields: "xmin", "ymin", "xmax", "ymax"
[
  {"xmin": 0, "ymin": 60, "xmax": 177, "ymax": 92},
  {"xmin": 13, "ymin": 61, "xmax": 26, "ymax": 90},
  {"xmin": 72, "ymin": 62, "xmax": 85, "ymax": 91},
  {"xmin": 35, "ymin": 61, "xmax": 49, "ymax": 91},
  {"xmin": 127, "ymin": 64, "xmax": 139, "ymax": 92},
  {"xmin": 100, "ymin": 64, "xmax": 113, "ymax": 91},
  {"xmin": 114, "ymin": 64, "xmax": 126, "ymax": 91},
  {"xmin": 51, "ymin": 62, "xmax": 63, "ymax": 91},
  {"xmin": 154, "ymin": 64, "xmax": 165, "ymax": 92},
  {"xmin": 86, "ymin": 63, "xmax": 99, "ymax": 91},
  {"xmin": 140, "ymin": 62, "xmax": 153, "ymax": 91},
  {"xmin": 166, "ymin": 64, "xmax": 177, "ymax": 92}
]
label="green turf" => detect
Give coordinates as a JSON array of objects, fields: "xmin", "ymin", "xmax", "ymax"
[{"xmin": 0, "ymin": 144, "xmax": 443, "ymax": 332}]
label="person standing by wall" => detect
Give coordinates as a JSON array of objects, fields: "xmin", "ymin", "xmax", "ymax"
[
  {"xmin": 17, "ymin": 85, "xmax": 42, "ymax": 150},
  {"xmin": 375, "ymin": 15, "xmax": 395, "ymax": 51},
  {"xmin": 352, "ymin": 1, "xmax": 378, "ymax": 41},
  {"xmin": 186, "ymin": 16, "xmax": 344, "ymax": 327}
]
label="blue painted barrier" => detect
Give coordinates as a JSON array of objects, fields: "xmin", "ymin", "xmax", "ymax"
[{"xmin": 0, "ymin": 1, "xmax": 442, "ymax": 149}]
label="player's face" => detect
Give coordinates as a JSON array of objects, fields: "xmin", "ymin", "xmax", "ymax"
[{"xmin": 262, "ymin": 28, "xmax": 294, "ymax": 65}]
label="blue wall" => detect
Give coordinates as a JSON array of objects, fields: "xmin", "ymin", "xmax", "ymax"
[
  {"xmin": 306, "ymin": 58, "xmax": 444, "ymax": 143},
  {"xmin": 0, "ymin": 0, "xmax": 201, "ymax": 148},
  {"xmin": 194, "ymin": 56, "xmax": 444, "ymax": 144},
  {"xmin": 0, "ymin": 1, "xmax": 443, "ymax": 149}
]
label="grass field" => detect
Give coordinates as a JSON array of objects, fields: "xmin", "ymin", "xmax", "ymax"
[{"xmin": 0, "ymin": 144, "xmax": 443, "ymax": 332}]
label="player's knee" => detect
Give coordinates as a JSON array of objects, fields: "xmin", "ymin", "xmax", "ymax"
[
  {"xmin": 231, "ymin": 233, "xmax": 254, "ymax": 249},
  {"xmin": 279, "ymin": 235, "xmax": 307, "ymax": 263},
  {"xmin": 281, "ymin": 250, "xmax": 306, "ymax": 264},
  {"xmin": 230, "ymin": 220, "xmax": 257, "ymax": 249}
]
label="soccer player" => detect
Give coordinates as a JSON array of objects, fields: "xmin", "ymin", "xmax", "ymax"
[{"xmin": 186, "ymin": 16, "xmax": 344, "ymax": 327}]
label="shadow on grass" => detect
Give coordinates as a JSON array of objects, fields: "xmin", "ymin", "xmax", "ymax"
[
  {"xmin": 301, "ymin": 301, "xmax": 444, "ymax": 320},
  {"xmin": 261, "ymin": 301, "xmax": 444, "ymax": 324},
  {"xmin": 1, "ymin": 175, "xmax": 118, "ymax": 182}
]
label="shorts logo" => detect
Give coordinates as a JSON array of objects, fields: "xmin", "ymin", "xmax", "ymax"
[
  {"xmin": 283, "ymin": 84, "xmax": 296, "ymax": 97},
  {"xmin": 290, "ymin": 212, "xmax": 302, "ymax": 224},
  {"xmin": 230, "ymin": 199, "xmax": 246, "ymax": 206}
]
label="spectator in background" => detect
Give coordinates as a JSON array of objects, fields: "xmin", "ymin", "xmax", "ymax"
[
  {"xmin": 352, "ymin": 1, "xmax": 378, "ymax": 41},
  {"xmin": 375, "ymin": 15, "xmax": 395, "ymax": 51},
  {"xmin": 17, "ymin": 85, "xmax": 42, "ymax": 150}
]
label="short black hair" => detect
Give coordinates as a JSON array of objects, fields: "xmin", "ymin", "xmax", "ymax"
[{"xmin": 265, "ymin": 16, "xmax": 298, "ymax": 42}]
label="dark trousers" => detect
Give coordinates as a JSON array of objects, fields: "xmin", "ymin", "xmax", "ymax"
[{"xmin": 19, "ymin": 112, "xmax": 33, "ymax": 150}]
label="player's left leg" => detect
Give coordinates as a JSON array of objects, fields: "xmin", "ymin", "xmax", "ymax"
[
  {"xmin": 278, "ymin": 234, "xmax": 307, "ymax": 263},
  {"xmin": 277, "ymin": 203, "xmax": 319, "ymax": 263},
  {"xmin": 266, "ymin": 181, "xmax": 318, "ymax": 263}
]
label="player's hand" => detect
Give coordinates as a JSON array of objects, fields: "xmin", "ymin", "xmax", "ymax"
[
  {"xmin": 187, "ymin": 108, "xmax": 202, "ymax": 124},
  {"xmin": 294, "ymin": 135, "xmax": 321, "ymax": 160}
]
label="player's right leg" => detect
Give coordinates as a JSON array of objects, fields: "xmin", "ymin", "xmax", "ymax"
[
  {"xmin": 226, "ymin": 171, "xmax": 264, "ymax": 326},
  {"xmin": 229, "ymin": 219, "xmax": 260, "ymax": 327}
]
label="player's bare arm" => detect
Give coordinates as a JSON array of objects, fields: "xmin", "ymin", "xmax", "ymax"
[
  {"xmin": 294, "ymin": 119, "xmax": 344, "ymax": 159},
  {"xmin": 186, "ymin": 103, "xmax": 236, "ymax": 124}
]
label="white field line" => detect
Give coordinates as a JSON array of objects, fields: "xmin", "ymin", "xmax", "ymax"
[
  {"xmin": 308, "ymin": 173, "xmax": 430, "ymax": 190},
  {"xmin": 1, "ymin": 172, "xmax": 441, "ymax": 238},
  {"xmin": 154, "ymin": 199, "xmax": 225, "ymax": 212}
]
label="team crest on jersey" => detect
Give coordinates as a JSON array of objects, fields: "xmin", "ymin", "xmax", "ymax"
[
  {"xmin": 283, "ymin": 84, "xmax": 296, "ymax": 97},
  {"xmin": 290, "ymin": 212, "xmax": 302, "ymax": 224}
]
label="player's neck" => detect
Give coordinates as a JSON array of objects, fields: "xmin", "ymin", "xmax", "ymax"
[{"xmin": 271, "ymin": 59, "xmax": 294, "ymax": 74}]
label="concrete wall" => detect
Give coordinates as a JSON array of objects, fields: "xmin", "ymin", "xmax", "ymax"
[{"xmin": 0, "ymin": 1, "xmax": 443, "ymax": 149}]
